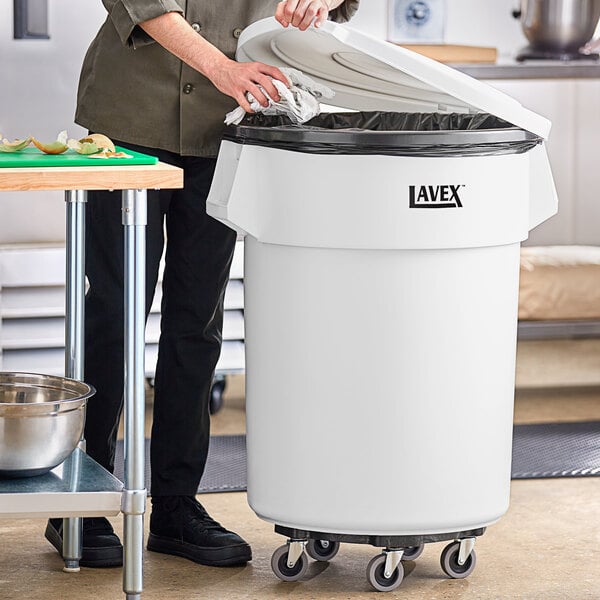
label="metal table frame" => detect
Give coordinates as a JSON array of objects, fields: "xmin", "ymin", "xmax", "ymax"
[{"xmin": 0, "ymin": 163, "xmax": 183, "ymax": 599}]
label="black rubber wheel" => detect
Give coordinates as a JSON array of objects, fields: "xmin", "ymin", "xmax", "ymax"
[
  {"xmin": 209, "ymin": 379, "xmax": 226, "ymax": 414},
  {"xmin": 271, "ymin": 545, "xmax": 309, "ymax": 582},
  {"xmin": 402, "ymin": 543, "xmax": 425, "ymax": 561},
  {"xmin": 306, "ymin": 539, "xmax": 340, "ymax": 562},
  {"xmin": 366, "ymin": 554, "xmax": 404, "ymax": 592},
  {"xmin": 440, "ymin": 542, "xmax": 477, "ymax": 579}
]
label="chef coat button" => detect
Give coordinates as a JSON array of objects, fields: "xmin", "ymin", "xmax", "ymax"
[
  {"xmin": 183, "ymin": 83, "xmax": 194, "ymax": 94},
  {"xmin": 233, "ymin": 27, "xmax": 243, "ymax": 39},
  {"xmin": 191, "ymin": 22, "xmax": 202, "ymax": 32}
]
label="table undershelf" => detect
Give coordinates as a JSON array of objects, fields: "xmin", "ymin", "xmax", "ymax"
[{"xmin": 0, "ymin": 449, "xmax": 123, "ymax": 519}]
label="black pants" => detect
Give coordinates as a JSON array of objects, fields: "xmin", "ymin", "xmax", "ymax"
[{"xmin": 83, "ymin": 140, "xmax": 237, "ymax": 496}]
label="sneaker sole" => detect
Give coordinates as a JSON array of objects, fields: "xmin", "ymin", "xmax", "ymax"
[
  {"xmin": 147, "ymin": 532, "xmax": 252, "ymax": 566},
  {"xmin": 44, "ymin": 521, "xmax": 123, "ymax": 568}
]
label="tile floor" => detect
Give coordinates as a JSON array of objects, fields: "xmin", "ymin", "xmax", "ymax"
[{"xmin": 2, "ymin": 339, "xmax": 600, "ymax": 599}]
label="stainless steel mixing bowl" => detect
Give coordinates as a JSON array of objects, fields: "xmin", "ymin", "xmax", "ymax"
[
  {"xmin": 514, "ymin": 0, "xmax": 600, "ymax": 53},
  {"xmin": 0, "ymin": 372, "xmax": 94, "ymax": 477}
]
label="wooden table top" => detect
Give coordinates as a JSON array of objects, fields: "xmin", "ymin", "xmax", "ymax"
[{"xmin": 0, "ymin": 162, "xmax": 183, "ymax": 192}]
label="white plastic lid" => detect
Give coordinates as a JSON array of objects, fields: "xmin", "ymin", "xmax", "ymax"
[{"xmin": 237, "ymin": 18, "xmax": 551, "ymax": 139}]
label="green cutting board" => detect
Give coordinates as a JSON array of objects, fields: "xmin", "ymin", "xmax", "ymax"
[{"xmin": 0, "ymin": 146, "xmax": 158, "ymax": 168}]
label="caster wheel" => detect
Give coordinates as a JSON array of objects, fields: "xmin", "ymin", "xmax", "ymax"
[
  {"xmin": 271, "ymin": 545, "xmax": 309, "ymax": 582},
  {"xmin": 402, "ymin": 543, "xmax": 425, "ymax": 561},
  {"xmin": 306, "ymin": 539, "xmax": 340, "ymax": 562},
  {"xmin": 440, "ymin": 542, "xmax": 477, "ymax": 579},
  {"xmin": 366, "ymin": 554, "xmax": 404, "ymax": 592},
  {"xmin": 209, "ymin": 379, "xmax": 226, "ymax": 415}
]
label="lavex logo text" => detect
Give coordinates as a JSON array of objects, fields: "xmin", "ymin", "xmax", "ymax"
[{"xmin": 409, "ymin": 185, "xmax": 464, "ymax": 208}]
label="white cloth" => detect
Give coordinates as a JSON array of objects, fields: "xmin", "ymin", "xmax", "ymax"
[{"xmin": 224, "ymin": 67, "xmax": 335, "ymax": 126}]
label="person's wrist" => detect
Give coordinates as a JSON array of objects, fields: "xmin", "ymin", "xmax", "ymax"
[{"xmin": 202, "ymin": 54, "xmax": 231, "ymax": 82}]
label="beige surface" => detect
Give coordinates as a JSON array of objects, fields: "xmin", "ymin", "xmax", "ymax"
[
  {"xmin": 515, "ymin": 386, "xmax": 600, "ymax": 423},
  {"xmin": 0, "ymin": 464, "xmax": 600, "ymax": 600},
  {"xmin": 516, "ymin": 339, "xmax": 600, "ymax": 389},
  {"xmin": 399, "ymin": 44, "xmax": 498, "ymax": 63},
  {"xmin": 1, "ymin": 474, "xmax": 599, "ymax": 599},
  {"xmin": 519, "ymin": 246, "xmax": 600, "ymax": 321}
]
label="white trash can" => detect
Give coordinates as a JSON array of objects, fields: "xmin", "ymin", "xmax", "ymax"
[{"xmin": 207, "ymin": 18, "xmax": 558, "ymax": 592}]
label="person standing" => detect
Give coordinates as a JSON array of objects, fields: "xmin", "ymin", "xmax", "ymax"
[{"xmin": 45, "ymin": 0, "xmax": 358, "ymax": 569}]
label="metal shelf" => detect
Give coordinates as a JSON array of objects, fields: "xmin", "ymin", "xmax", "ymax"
[{"xmin": 0, "ymin": 449, "xmax": 122, "ymax": 519}]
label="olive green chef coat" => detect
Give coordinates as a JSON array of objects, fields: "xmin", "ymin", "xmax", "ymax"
[{"xmin": 76, "ymin": 0, "xmax": 359, "ymax": 157}]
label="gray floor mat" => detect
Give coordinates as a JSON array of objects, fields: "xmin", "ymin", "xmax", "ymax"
[
  {"xmin": 512, "ymin": 421, "xmax": 600, "ymax": 478},
  {"xmin": 114, "ymin": 435, "xmax": 247, "ymax": 494},
  {"xmin": 113, "ymin": 422, "xmax": 600, "ymax": 492}
]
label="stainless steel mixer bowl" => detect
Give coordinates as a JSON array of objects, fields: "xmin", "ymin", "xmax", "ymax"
[
  {"xmin": 516, "ymin": 0, "xmax": 600, "ymax": 52},
  {"xmin": 0, "ymin": 372, "xmax": 94, "ymax": 477}
]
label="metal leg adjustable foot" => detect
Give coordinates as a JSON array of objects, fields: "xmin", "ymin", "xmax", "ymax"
[
  {"xmin": 63, "ymin": 560, "xmax": 80, "ymax": 573},
  {"xmin": 62, "ymin": 516, "xmax": 82, "ymax": 573}
]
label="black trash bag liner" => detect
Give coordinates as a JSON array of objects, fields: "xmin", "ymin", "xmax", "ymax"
[{"xmin": 223, "ymin": 111, "xmax": 542, "ymax": 157}]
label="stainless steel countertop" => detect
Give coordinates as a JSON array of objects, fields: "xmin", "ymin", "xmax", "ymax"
[{"xmin": 453, "ymin": 59, "xmax": 600, "ymax": 79}]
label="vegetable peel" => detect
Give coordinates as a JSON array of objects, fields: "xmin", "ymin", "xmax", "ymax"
[
  {"xmin": 66, "ymin": 133, "xmax": 117, "ymax": 156},
  {"xmin": 88, "ymin": 150, "xmax": 133, "ymax": 159},
  {"xmin": 67, "ymin": 137, "xmax": 99, "ymax": 155},
  {"xmin": 1, "ymin": 130, "xmax": 121, "ymax": 157},
  {"xmin": 86, "ymin": 133, "xmax": 116, "ymax": 152},
  {"xmin": 31, "ymin": 130, "xmax": 69, "ymax": 155},
  {"xmin": 0, "ymin": 136, "xmax": 31, "ymax": 153}
]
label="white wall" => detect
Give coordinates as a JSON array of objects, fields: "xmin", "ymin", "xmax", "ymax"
[
  {"xmin": 349, "ymin": 0, "xmax": 388, "ymax": 40},
  {"xmin": 490, "ymin": 79, "xmax": 600, "ymax": 247},
  {"xmin": 350, "ymin": 0, "xmax": 528, "ymax": 58},
  {"xmin": 0, "ymin": 1, "xmax": 106, "ymax": 244},
  {"xmin": 445, "ymin": 0, "xmax": 527, "ymax": 57}
]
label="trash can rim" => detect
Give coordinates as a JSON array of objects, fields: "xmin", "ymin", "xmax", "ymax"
[{"xmin": 223, "ymin": 126, "xmax": 541, "ymax": 156}]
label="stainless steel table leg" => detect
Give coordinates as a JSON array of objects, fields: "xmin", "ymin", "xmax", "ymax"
[
  {"xmin": 65, "ymin": 190, "xmax": 86, "ymax": 382},
  {"xmin": 122, "ymin": 189, "xmax": 147, "ymax": 599},
  {"xmin": 62, "ymin": 189, "xmax": 87, "ymax": 573}
]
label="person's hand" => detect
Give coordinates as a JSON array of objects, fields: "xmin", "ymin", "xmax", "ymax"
[
  {"xmin": 275, "ymin": 0, "xmax": 332, "ymax": 31},
  {"xmin": 207, "ymin": 58, "xmax": 289, "ymax": 112}
]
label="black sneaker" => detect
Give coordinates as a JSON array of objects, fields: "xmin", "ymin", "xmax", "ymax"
[
  {"xmin": 44, "ymin": 517, "xmax": 123, "ymax": 568},
  {"xmin": 147, "ymin": 496, "xmax": 252, "ymax": 566}
]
